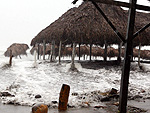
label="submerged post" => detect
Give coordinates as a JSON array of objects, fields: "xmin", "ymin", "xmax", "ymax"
[
  {"xmin": 43, "ymin": 40, "xmax": 46, "ymax": 60},
  {"xmin": 104, "ymin": 40, "xmax": 107, "ymax": 61},
  {"xmin": 37, "ymin": 43, "xmax": 40, "ymax": 60},
  {"xmin": 138, "ymin": 42, "xmax": 141, "ymax": 67},
  {"xmin": 70, "ymin": 43, "xmax": 77, "ymax": 71},
  {"xmin": 58, "ymin": 41, "xmax": 62, "ymax": 64},
  {"xmin": 119, "ymin": 0, "xmax": 137, "ymax": 112},
  {"xmin": 118, "ymin": 42, "xmax": 123, "ymax": 62},
  {"xmin": 79, "ymin": 43, "xmax": 81, "ymax": 60},
  {"xmin": 9, "ymin": 50, "xmax": 13, "ymax": 66},
  {"xmin": 58, "ymin": 84, "xmax": 70, "ymax": 111},
  {"xmin": 50, "ymin": 40, "xmax": 55, "ymax": 62},
  {"xmin": 90, "ymin": 44, "xmax": 92, "ymax": 61}
]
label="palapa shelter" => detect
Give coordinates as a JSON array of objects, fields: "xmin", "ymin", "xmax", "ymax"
[
  {"xmin": 31, "ymin": 1, "xmax": 128, "ymax": 47},
  {"xmin": 30, "ymin": 1, "xmax": 150, "ymax": 60},
  {"xmin": 4, "ymin": 43, "xmax": 29, "ymax": 58}
]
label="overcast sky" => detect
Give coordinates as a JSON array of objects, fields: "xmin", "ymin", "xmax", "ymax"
[{"xmin": 0, "ymin": 0, "xmax": 149, "ymax": 50}]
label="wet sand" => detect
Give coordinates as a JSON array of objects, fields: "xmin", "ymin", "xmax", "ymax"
[
  {"xmin": 0, "ymin": 102, "xmax": 108, "ymax": 113},
  {"xmin": 1, "ymin": 100, "xmax": 150, "ymax": 113},
  {"xmin": 128, "ymin": 99, "xmax": 150, "ymax": 113}
]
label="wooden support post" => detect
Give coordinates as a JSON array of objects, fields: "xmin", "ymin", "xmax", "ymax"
[
  {"xmin": 43, "ymin": 40, "xmax": 46, "ymax": 60},
  {"xmin": 138, "ymin": 42, "xmax": 141, "ymax": 67},
  {"xmin": 53, "ymin": 40, "xmax": 55, "ymax": 61},
  {"xmin": 9, "ymin": 50, "xmax": 13, "ymax": 66},
  {"xmin": 119, "ymin": 0, "xmax": 137, "ymax": 113},
  {"xmin": 117, "ymin": 42, "xmax": 122, "ymax": 62},
  {"xmin": 34, "ymin": 50, "xmax": 37, "ymax": 67},
  {"xmin": 70, "ymin": 43, "xmax": 76, "ymax": 70},
  {"xmin": 90, "ymin": 44, "xmax": 92, "ymax": 61},
  {"xmin": 58, "ymin": 41, "xmax": 62, "ymax": 64},
  {"xmin": 104, "ymin": 40, "xmax": 107, "ymax": 61},
  {"xmin": 58, "ymin": 84, "xmax": 70, "ymax": 111},
  {"xmin": 79, "ymin": 43, "xmax": 81, "ymax": 61},
  {"xmin": 37, "ymin": 44, "xmax": 40, "ymax": 60},
  {"xmin": 50, "ymin": 40, "xmax": 55, "ymax": 62},
  {"xmin": 50, "ymin": 41, "xmax": 53, "ymax": 62},
  {"xmin": 32, "ymin": 104, "xmax": 48, "ymax": 113}
]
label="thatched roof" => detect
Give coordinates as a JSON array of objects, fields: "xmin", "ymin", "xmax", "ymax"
[
  {"xmin": 4, "ymin": 43, "xmax": 29, "ymax": 57},
  {"xmin": 31, "ymin": 2, "xmax": 149, "ymax": 47},
  {"xmin": 31, "ymin": 2, "xmax": 128, "ymax": 46},
  {"xmin": 123, "ymin": 10, "xmax": 150, "ymax": 47}
]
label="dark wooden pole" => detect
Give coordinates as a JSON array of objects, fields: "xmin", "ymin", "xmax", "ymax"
[
  {"xmin": 104, "ymin": 40, "xmax": 107, "ymax": 61},
  {"xmin": 58, "ymin": 41, "xmax": 62, "ymax": 64},
  {"xmin": 9, "ymin": 50, "xmax": 13, "ymax": 66},
  {"xmin": 119, "ymin": 0, "xmax": 137, "ymax": 112},
  {"xmin": 43, "ymin": 40, "xmax": 46, "ymax": 60},
  {"xmin": 90, "ymin": 44, "xmax": 92, "ymax": 61},
  {"xmin": 50, "ymin": 41, "xmax": 53, "ymax": 62},
  {"xmin": 77, "ymin": 0, "xmax": 150, "ymax": 11},
  {"xmin": 132, "ymin": 23, "xmax": 150, "ymax": 40},
  {"xmin": 118, "ymin": 42, "xmax": 122, "ymax": 62},
  {"xmin": 37, "ymin": 44, "xmax": 40, "ymax": 60},
  {"xmin": 138, "ymin": 42, "xmax": 141, "ymax": 67},
  {"xmin": 79, "ymin": 43, "xmax": 81, "ymax": 61}
]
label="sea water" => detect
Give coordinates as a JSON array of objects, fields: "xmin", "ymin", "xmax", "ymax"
[{"xmin": 0, "ymin": 49, "xmax": 150, "ymax": 108}]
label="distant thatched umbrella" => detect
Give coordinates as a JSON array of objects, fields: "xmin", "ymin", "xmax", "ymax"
[
  {"xmin": 4, "ymin": 43, "xmax": 29, "ymax": 58},
  {"xmin": 31, "ymin": 2, "xmax": 128, "ymax": 47}
]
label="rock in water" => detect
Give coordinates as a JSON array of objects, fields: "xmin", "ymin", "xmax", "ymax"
[
  {"xmin": 35, "ymin": 95, "xmax": 42, "ymax": 99},
  {"xmin": 109, "ymin": 88, "xmax": 118, "ymax": 95},
  {"xmin": 32, "ymin": 104, "xmax": 48, "ymax": 113},
  {"xmin": 0, "ymin": 92, "xmax": 15, "ymax": 97}
]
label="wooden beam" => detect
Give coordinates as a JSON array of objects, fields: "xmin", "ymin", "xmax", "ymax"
[
  {"xmin": 132, "ymin": 23, "xmax": 150, "ymax": 40},
  {"xmin": 90, "ymin": 0, "xmax": 150, "ymax": 11},
  {"xmin": 73, "ymin": 0, "xmax": 150, "ymax": 11},
  {"xmin": 119, "ymin": 0, "xmax": 137, "ymax": 112}
]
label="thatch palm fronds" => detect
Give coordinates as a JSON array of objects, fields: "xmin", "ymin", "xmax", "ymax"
[
  {"xmin": 124, "ymin": 10, "xmax": 150, "ymax": 47},
  {"xmin": 31, "ymin": 2, "xmax": 128, "ymax": 47},
  {"xmin": 4, "ymin": 43, "xmax": 29, "ymax": 57},
  {"xmin": 31, "ymin": 2, "xmax": 149, "ymax": 50}
]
